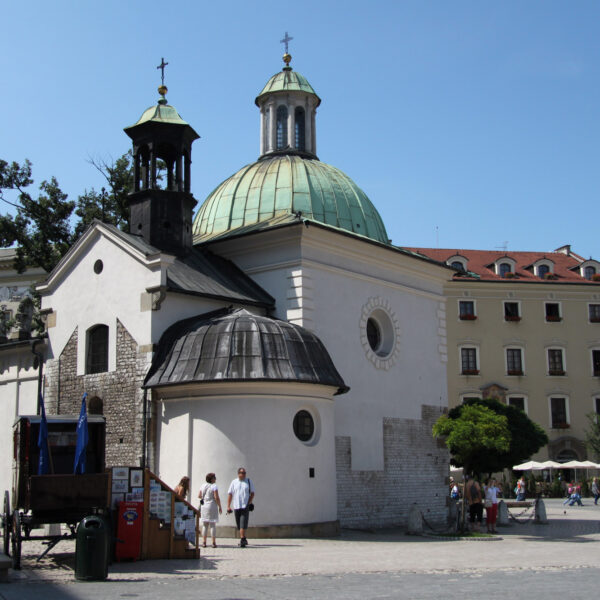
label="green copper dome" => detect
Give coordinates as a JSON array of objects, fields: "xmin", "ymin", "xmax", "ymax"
[
  {"xmin": 255, "ymin": 68, "xmax": 321, "ymax": 106},
  {"xmin": 129, "ymin": 99, "xmax": 191, "ymax": 128},
  {"xmin": 192, "ymin": 155, "xmax": 389, "ymax": 244}
]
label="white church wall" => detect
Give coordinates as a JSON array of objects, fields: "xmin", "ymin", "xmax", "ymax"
[
  {"xmin": 41, "ymin": 230, "xmax": 159, "ymax": 366},
  {"xmin": 156, "ymin": 382, "xmax": 338, "ymax": 530}
]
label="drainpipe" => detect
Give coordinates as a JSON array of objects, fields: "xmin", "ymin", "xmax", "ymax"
[
  {"xmin": 141, "ymin": 388, "xmax": 148, "ymax": 469},
  {"xmin": 31, "ymin": 337, "xmax": 45, "ymax": 415}
]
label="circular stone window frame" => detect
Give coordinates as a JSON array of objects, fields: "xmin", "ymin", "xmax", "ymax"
[
  {"xmin": 360, "ymin": 297, "xmax": 401, "ymax": 370},
  {"xmin": 292, "ymin": 407, "xmax": 321, "ymax": 447}
]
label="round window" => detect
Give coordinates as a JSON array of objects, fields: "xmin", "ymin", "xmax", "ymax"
[
  {"xmin": 366, "ymin": 318, "xmax": 381, "ymax": 353},
  {"xmin": 93, "ymin": 260, "xmax": 103, "ymax": 274},
  {"xmin": 293, "ymin": 410, "xmax": 315, "ymax": 442}
]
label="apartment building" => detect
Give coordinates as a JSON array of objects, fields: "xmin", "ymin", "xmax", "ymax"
[{"xmin": 410, "ymin": 244, "xmax": 600, "ymax": 462}]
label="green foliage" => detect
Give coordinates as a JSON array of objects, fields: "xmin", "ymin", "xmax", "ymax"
[
  {"xmin": 450, "ymin": 398, "xmax": 548, "ymax": 474},
  {"xmin": 551, "ymin": 476, "xmax": 563, "ymax": 498},
  {"xmin": 433, "ymin": 404, "xmax": 510, "ymax": 475},
  {"xmin": 74, "ymin": 152, "xmax": 133, "ymax": 238},
  {"xmin": 584, "ymin": 413, "xmax": 600, "ymax": 461}
]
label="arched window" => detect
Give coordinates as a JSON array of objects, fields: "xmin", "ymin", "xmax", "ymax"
[
  {"xmin": 584, "ymin": 266, "xmax": 596, "ymax": 280},
  {"xmin": 88, "ymin": 396, "xmax": 103, "ymax": 415},
  {"xmin": 294, "ymin": 107, "xmax": 305, "ymax": 151},
  {"xmin": 538, "ymin": 264, "xmax": 550, "ymax": 279},
  {"xmin": 451, "ymin": 261, "xmax": 464, "ymax": 270},
  {"xmin": 498, "ymin": 263, "xmax": 512, "ymax": 278},
  {"xmin": 87, "ymin": 325, "xmax": 108, "ymax": 374},
  {"xmin": 276, "ymin": 105, "xmax": 288, "ymax": 149}
]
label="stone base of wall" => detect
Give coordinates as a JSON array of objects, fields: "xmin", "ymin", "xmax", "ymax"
[
  {"xmin": 216, "ymin": 520, "xmax": 339, "ymax": 539},
  {"xmin": 336, "ymin": 405, "xmax": 449, "ymax": 530},
  {"xmin": 44, "ymin": 320, "xmax": 150, "ymax": 468}
]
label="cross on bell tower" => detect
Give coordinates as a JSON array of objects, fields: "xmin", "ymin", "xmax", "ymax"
[{"xmin": 124, "ymin": 61, "xmax": 200, "ymax": 256}]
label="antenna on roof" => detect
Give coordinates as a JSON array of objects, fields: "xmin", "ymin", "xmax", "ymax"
[
  {"xmin": 435, "ymin": 225, "xmax": 439, "ymax": 248},
  {"xmin": 495, "ymin": 241, "xmax": 508, "ymax": 252}
]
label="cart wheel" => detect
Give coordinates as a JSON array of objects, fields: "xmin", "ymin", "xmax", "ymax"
[
  {"xmin": 2, "ymin": 491, "xmax": 10, "ymax": 557},
  {"xmin": 11, "ymin": 510, "xmax": 21, "ymax": 570}
]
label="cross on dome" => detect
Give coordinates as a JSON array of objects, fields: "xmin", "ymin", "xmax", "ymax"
[
  {"xmin": 156, "ymin": 57, "xmax": 169, "ymax": 86},
  {"xmin": 280, "ymin": 32, "xmax": 293, "ymax": 54}
]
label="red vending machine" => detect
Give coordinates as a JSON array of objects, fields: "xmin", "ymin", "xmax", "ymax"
[{"xmin": 115, "ymin": 501, "xmax": 143, "ymax": 561}]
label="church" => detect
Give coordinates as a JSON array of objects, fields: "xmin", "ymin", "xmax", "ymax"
[{"xmin": 37, "ymin": 50, "xmax": 453, "ymax": 535}]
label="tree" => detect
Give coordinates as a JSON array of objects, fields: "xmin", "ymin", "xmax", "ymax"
[
  {"xmin": 448, "ymin": 398, "xmax": 548, "ymax": 475},
  {"xmin": 433, "ymin": 404, "xmax": 511, "ymax": 477},
  {"xmin": 74, "ymin": 152, "xmax": 133, "ymax": 238},
  {"xmin": 0, "ymin": 159, "xmax": 74, "ymax": 273},
  {"xmin": 584, "ymin": 413, "xmax": 600, "ymax": 461}
]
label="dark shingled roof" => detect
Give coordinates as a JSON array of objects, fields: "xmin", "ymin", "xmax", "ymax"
[
  {"xmin": 98, "ymin": 222, "xmax": 274, "ymax": 307},
  {"xmin": 144, "ymin": 307, "xmax": 349, "ymax": 395}
]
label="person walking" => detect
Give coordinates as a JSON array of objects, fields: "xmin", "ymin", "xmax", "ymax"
[
  {"xmin": 465, "ymin": 475, "xmax": 483, "ymax": 533},
  {"xmin": 227, "ymin": 467, "xmax": 255, "ymax": 548},
  {"xmin": 516, "ymin": 476, "xmax": 526, "ymax": 501},
  {"xmin": 592, "ymin": 478, "xmax": 599, "ymax": 505},
  {"xmin": 484, "ymin": 478, "xmax": 500, "ymax": 533},
  {"xmin": 199, "ymin": 473, "xmax": 222, "ymax": 548}
]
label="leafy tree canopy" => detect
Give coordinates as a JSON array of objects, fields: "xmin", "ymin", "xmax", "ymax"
[
  {"xmin": 584, "ymin": 413, "xmax": 600, "ymax": 461},
  {"xmin": 433, "ymin": 404, "xmax": 510, "ymax": 476},
  {"xmin": 443, "ymin": 398, "xmax": 548, "ymax": 476}
]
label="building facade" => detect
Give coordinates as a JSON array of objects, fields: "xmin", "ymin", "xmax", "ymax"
[{"xmin": 411, "ymin": 245, "xmax": 600, "ymax": 462}]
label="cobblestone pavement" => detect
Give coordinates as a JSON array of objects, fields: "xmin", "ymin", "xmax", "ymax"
[{"xmin": 1, "ymin": 499, "xmax": 599, "ymax": 598}]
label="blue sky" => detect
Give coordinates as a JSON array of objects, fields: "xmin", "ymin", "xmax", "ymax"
[{"xmin": 2, "ymin": 1, "xmax": 599, "ymax": 258}]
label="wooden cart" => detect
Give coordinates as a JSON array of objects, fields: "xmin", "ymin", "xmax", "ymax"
[{"xmin": 1, "ymin": 415, "xmax": 110, "ymax": 570}]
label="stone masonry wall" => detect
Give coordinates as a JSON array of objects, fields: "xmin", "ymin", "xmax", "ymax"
[
  {"xmin": 336, "ymin": 405, "xmax": 449, "ymax": 529},
  {"xmin": 44, "ymin": 320, "xmax": 149, "ymax": 467}
]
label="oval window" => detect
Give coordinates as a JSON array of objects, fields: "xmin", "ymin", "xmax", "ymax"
[
  {"xmin": 293, "ymin": 410, "xmax": 315, "ymax": 442},
  {"xmin": 366, "ymin": 318, "xmax": 381, "ymax": 353}
]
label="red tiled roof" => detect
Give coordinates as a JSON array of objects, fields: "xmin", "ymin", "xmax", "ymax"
[{"xmin": 405, "ymin": 247, "xmax": 600, "ymax": 284}]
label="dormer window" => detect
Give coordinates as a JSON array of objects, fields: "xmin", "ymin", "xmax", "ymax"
[
  {"xmin": 447, "ymin": 255, "xmax": 467, "ymax": 271},
  {"xmin": 276, "ymin": 105, "xmax": 288, "ymax": 149},
  {"xmin": 578, "ymin": 260, "xmax": 600, "ymax": 280},
  {"xmin": 538, "ymin": 265, "xmax": 550, "ymax": 278},
  {"xmin": 499, "ymin": 263, "xmax": 512, "ymax": 278},
  {"xmin": 451, "ymin": 261, "xmax": 464, "ymax": 270},
  {"xmin": 585, "ymin": 266, "xmax": 597, "ymax": 280}
]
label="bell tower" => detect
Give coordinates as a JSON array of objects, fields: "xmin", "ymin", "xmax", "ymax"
[{"xmin": 124, "ymin": 60, "xmax": 200, "ymax": 256}]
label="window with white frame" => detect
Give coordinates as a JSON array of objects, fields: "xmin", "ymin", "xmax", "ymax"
[
  {"xmin": 508, "ymin": 396, "xmax": 527, "ymax": 413},
  {"xmin": 506, "ymin": 348, "xmax": 524, "ymax": 375},
  {"xmin": 498, "ymin": 262, "xmax": 512, "ymax": 278},
  {"xmin": 459, "ymin": 300, "xmax": 476, "ymax": 320},
  {"xmin": 545, "ymin": 302, "xmax": 562, "ymax": 322},
  {"xmin": 460, "ymin": 347, "xmax": 479, "ymax": 375},
  {"xmin": 589, "ymin": 304, "xmax": 600, "ymax": 323},
  {"xmin": 550, "ymin": 397, "xmax": 569, "ymax": 428},
  {"xmin": 547, "ymin": 348, "xmax": 565, "ymax": 376},
  {"xmin": 537, "ymin": 264, "xmax": 550, "ymax": 279},
  {"xmin": 593, "ymin": 350, "xmax": 600, "ymax": 377},
  {"xmin": 504, "ymin": 301, "xmax": 521, "ymax": 321},
  {"xmin": 584, "ymin": 265, "xmax": 597, "ymax": 280}
]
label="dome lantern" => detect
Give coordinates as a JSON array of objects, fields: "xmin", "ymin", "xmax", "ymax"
[{"xmin": 255, "ymin": 36, "xmax": 321, "ymax": 160}]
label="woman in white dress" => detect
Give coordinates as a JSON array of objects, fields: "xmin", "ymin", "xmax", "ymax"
[{"xmin": 198, "ymin": 473, "xmax": 222, "ymax": 548}]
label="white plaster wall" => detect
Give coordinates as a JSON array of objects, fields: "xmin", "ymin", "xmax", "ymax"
[
  {"xmin": 41, "ymin": 231, "xmax": 160, "ymax": 367},
  {"xmin": 156, "ymin": 387, "xmax": 337, "ymax": 526},
  {"xmin": 206, "ymin": 228, "xmax": 449, "ymax": 473},
  {"xmin": 0, "ymin": 350, "xmax": 39, "ymax": 496}
]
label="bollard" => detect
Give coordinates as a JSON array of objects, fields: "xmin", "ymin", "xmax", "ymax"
[
  {"xmin": 407, "ymin": 503, "xmax": 423, "ymax": 535},
  {"xmin": 534, "ymin": 498, "xmax": 548, "ymax": 524},
  {"xmin": 497, "ymin": 500, "xmax": 509, "ymax": 526}
]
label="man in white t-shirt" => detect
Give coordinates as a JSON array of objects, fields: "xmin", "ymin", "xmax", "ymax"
[{"xmin": 227, "ymin": 467, "xmax": 255, "ymax": 547}]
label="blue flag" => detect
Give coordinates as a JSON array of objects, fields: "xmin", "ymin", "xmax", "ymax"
[
  {"xmin": 73, "ymin": 393, "xmax": 89, "ymax": 474},
  {"xmin": 37, "ymin": 395, "xmax": 50, "ymax": 475}
]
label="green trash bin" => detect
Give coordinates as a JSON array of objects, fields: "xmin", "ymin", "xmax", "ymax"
[{"xmin": 75, "ymin": 515, "xmax": 109, "ymax": 581}]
